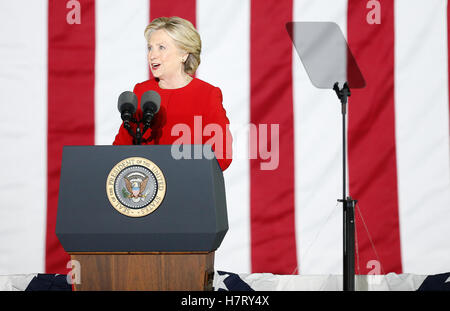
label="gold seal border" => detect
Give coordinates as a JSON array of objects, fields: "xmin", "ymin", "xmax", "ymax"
[{"xmin": 106, "ymin": 157, "xmax": 166, "ymax": 218}]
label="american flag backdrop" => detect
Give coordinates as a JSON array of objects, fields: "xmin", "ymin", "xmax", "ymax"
[{"xmin": 1, "ymin": 0, "xmax": 450, "ymax": 277}]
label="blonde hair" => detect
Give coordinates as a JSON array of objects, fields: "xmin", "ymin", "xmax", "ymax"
[{"xmin": 144, "ymin": 17, "xmax": 201, "ymax": 75}]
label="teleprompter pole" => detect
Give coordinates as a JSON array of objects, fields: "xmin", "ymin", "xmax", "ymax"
[{"xmin": 333, "ymin": 82, "xmax": 358, "ymax": 291}]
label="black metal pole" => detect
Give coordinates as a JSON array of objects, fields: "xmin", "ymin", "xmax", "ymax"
[
  {"xmin": 334, "ymin": 82, "xmax": 356, "ymax": 291},
  {"xmin": 342, "ymin": 100, "xmax": 355, "ymax": 291},
  {"xmin": 342, "ymin": 99, "xmax": 346, "ymax": 209},
  {"xmin": 344, "ymin": 196, "xmax": 356, "ymax": 291}
]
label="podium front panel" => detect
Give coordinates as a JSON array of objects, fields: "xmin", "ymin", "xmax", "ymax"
[{"xmin": 55, "ymin": 145, "xmax": 228, "ymax": 252}]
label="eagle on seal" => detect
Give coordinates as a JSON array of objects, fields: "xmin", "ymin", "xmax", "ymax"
[{"xmin": 124, "ymin": 176, "xmax": 149, "ymax": 201}]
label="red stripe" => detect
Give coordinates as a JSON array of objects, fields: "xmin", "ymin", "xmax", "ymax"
[
  {"xmin": 149, "ymin": 0, "xmax": 196, "ymax": 79},
  {"xmin": 347, "ymin": 0, "xmax": 402, "ymax": 274},
  {"xmin": 47, "ymin": 0, "xmax": 96, "ymax": 273},
  {"xmin": 150, "ymin": 0, "xmax": 196, "ymax": 27},
  {"xmin": 250, "ymin": 0, "xmax": 297, "ymax": 274}
]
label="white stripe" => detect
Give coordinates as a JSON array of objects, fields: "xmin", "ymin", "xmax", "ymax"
[
  {"xmin": 197, "ymin": 0, "xmax": 251, "ymax": 273},
  {"xmin": 95, "ymin": 0, "xmax": 149, "ymax": 145},
  {"xmin": 292, "ymin": 0, "xmax": 348, "ymax": 275},
  {"xmin": 395, "ymin": 0, "xmax": 450, "ymax": 274},
  {"xmin": 0, "ymin": 1, "xmax": 47, "ymax": 274}
]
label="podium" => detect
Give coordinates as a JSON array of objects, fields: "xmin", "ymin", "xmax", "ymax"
[{"xmin": 55, "ymin": 145, "xmax": 228, "ymax": 291}]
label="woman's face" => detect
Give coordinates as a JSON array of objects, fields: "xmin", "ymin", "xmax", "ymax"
[{"xmin": 147, "ymin": 29, "xmax": 187, "ymax": 80}]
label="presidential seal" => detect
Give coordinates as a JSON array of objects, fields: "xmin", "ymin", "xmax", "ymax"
[{"xmin": 106, "ymin": 157, "xmax": 166, "ymax": 217}]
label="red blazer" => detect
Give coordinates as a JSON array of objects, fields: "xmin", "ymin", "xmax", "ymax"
[{"xmin": 113, "ymin": 78, "xmax": 232, "ymax": 171}]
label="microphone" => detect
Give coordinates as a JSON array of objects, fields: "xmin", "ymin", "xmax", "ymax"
[
  {"xmin": 141, "ymin": 90, "xmax": 161, "ymax": 127},
  {"xmin": 117, "ymin": 91, "xmax": 138, "ymax": 123}
]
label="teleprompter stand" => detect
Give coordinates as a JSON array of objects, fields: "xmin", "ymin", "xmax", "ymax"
[
  {"xmin": 334, "ymin": 82, "xmax": 358, "ymax": 291},
  {"xmin": 287, "ymin": 22, "xmax": 365, "ymax": 291}
]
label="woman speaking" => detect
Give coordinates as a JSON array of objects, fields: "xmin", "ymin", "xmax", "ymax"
[{"xmin": 113, "ymin": 17, "xmax": 232, "ymax": 171}]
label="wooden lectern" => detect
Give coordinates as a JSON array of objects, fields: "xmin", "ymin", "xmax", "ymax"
[{"xmin": 56, "ymin": 145, "xmax": 228, "ymax": 291}]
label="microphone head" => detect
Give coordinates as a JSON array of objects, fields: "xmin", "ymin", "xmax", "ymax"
[
  {"xmin": 117, "ymin": 91, "xmax": 138, "ymax": 114},
  {"xmin": 141, "ymin": 91, "xmax": 161, "ymax": 114}
]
